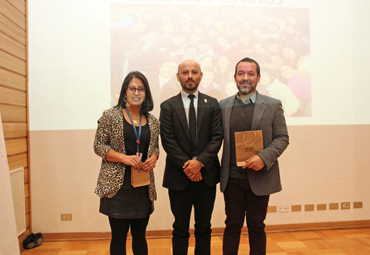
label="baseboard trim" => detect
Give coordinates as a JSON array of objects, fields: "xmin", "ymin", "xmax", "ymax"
[{"xmin": 42, "ymin": 220, "xmax": 370, "ymax": 242}]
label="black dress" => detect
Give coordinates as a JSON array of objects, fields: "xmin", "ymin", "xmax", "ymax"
[{"xmin": 99, "ymin": 117, "xmax": 154, "ymax": 219}]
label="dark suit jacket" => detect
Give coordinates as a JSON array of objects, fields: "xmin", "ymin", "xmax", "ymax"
[
  {"xmin": 219, "ymin": 92, "xmax": 289, "ymax": 196},
  {"xmin": 160, "ymin": 92, "xmax": 223, "ymax": 191}
]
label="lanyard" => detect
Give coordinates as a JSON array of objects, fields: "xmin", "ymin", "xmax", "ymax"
[{"xmin": 124, "ymin": 108, "xmax": 142, "ymax": 153}]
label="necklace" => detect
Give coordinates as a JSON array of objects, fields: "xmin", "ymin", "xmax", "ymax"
[
  {"xmin": 124, "ymin": 108, "xmax": 142, "ymax": 153},
  {"xmin": 133, "ymin": 119, "xmax": 139, "ymax": 125},
  {"xmin": 124, "ymin": 108, "xmax": 140, "ymax": 125}
]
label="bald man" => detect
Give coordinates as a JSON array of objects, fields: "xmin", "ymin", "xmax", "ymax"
[{"xmin": 160, "ymin": 60, "xmax": 223, "ymax": 255}]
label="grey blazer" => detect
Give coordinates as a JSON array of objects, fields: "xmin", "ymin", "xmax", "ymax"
[{"xmin": 219, "ymin": 92, "xmax": 289, "ymax": 196}]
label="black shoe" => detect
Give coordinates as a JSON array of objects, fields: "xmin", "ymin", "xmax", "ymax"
[
  {"xmin": 23, "ymin": 233, "xmax": 36, "ymax": 249},
  {"xmin": 23, "ymin": 233, "xmax": 43, "ymax": 249},
  {"xmin": 34, "ymin": 233, "xmax": 43, "ymax": 247}
]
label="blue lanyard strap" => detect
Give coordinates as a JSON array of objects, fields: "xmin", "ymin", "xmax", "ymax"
[{"xmin": 124, "ymin": 108, "xmax": 142, "ymax": 153}]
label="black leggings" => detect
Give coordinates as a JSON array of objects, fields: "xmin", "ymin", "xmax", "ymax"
[{"xmin": 108, "ymin": 216, "xmax": 150, "ymax": 255}]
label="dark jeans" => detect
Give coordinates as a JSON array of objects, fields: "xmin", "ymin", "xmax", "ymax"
[
  {"xmin": 169, "ymin": 181, "xmax": 216, "ymax": 255},
  {"xmin": 223, "ymin": 178, "xmax": 270, "ymax": 255},
  {"xmin": 108, "ymin": 216, "xmax": 150, "ymax": 255}
]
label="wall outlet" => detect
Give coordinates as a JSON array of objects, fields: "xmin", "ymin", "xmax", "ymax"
[
  {"xmin": 329, "ymin": 203, "xmax": 339, "ymax": 210},
  {"xmin": 341, "ymin": 202, "xmax": 350, "ymax": 210},
  {"xmin": 267, "ymin": 206, "xmax": 277, "ymax": 213},
  {"xmin": 291, "ymin": 205, "xmax": 302, "ymax": 212},
  {"xmin": 278, "ymin": 205, "xmax": 290, "ymax": 213},
  {"xmin": 353, "ymin": 201, "xmax": 363, "ymax": 209},
  {"xmin": 317, "ymin": 204, "xmax": 327, "ymax": 211},
  {"xmin": 305, "ymin": 204, "xmax": 315, "ymax": 211},
  {"xmin": 61, "ymin": 214, "xmax": 72, "ymax": 221}
]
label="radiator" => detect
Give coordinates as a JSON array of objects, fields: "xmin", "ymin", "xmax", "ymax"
[{"xmin": 9, "ymin": 167, "xmax": 26, "ymax": 236}]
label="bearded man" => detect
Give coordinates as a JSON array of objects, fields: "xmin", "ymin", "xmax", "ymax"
[
  {"xmin": 219, "ymin": 57, "xmax": 289, "ymax": 255},
  {"xmin": 160, "ymin": 60, "xmax": 223, "ymax": 255}
]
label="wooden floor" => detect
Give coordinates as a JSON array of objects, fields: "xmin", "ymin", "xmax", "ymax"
[{"xmin": 21, "ymin": 228, "xmax": 370, "ymax": 255}]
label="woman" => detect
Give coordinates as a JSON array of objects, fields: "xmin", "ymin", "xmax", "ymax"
[{"xmin": 94, "ymin": 71, "xmax": 159, "ymax": 255}]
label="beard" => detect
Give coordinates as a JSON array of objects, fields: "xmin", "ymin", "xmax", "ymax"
[
  {"xmin": 238, "ymin": 80, "xmax": 256, "ymax": 95},
  {"xmin": 180, "ymin": 78, "xmax": 200, "ymax": 92}
]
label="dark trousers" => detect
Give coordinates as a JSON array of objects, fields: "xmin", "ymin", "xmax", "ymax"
[
  {"xmin": 223, "ymin": 178, "xmax": 270, "ymax": 255},
  {"xmin": 169, "ymin": 181, "xmax": 216, "ymax": 255},
  {"xmin": 108, "ymin": 216, "xmax": 150, "ymax": 255}
]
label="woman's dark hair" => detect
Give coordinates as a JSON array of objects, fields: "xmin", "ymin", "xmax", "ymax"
[{"xmin": 115, "ymin": 71, "xmax": 154, "ymax": 112}]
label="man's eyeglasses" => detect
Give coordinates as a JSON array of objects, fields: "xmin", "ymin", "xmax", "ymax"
[{"xmin": 127, "ymin": 86, "xmax": 145, "ymax": 94}]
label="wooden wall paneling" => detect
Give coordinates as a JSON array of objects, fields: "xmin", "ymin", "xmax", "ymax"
[
  {"xmin": 7, "ymin": 153, "xmax": 28, "ymax": 170},
  {"xmin": 0, "ymin": 0, "xmax": 26, "ymax": 30},
  {"xmin": 0, "ymin": 15, "xmax": 26, "ymax": 44},
  {"xmin": 24, "ymin": 166, "xmax": 29, "ymax": 184},
  {"xmin": 2, "ymin": 122, "xmax": 27, "ymax": 138},
  {"xmin": 0, "ymin": 32, "xmax": 26, "ymax": 59},
  {"xmin": 25, "ymin": 196, "xmax": 29, "ymax": 213},
  {"xmin": 4, "ymin": 137, "xmax": 28, "ymax": 155},
  {"xmin": 24, "ymin": 182, "xmax": 29, "ymax": 198},
  {"xmin": 25, "ymin": 212, "xmax": 30, "ymax": 232},
  {"xmin": 0, "ymin": 68, "xmax": 26, "ymax": 90},
  {"xmin": 0, "ymin": 105, "xmax": 27, "ymax": 122},
  {"xmin": 0, "ymin": 50, "xmax": 26, "ymax": 75},
  {"xmin": 6, "ymin": 0, "xmax": 26, "ymax": 14},
  {"xmin": 0, "ymin": 87, "xmax": 27, "ymax": 106}
]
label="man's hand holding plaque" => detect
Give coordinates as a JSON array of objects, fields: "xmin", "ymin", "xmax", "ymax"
[{"xmin": 235, "ymin": 130, "xmax": 264, "ymax": 170}]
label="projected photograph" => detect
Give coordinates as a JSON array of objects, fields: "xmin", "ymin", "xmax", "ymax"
[{"xmin": 110, "ymin": 3, "xmax": 311, "ymax": 117}]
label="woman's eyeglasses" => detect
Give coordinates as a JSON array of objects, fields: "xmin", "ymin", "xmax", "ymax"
[{"xmin": 127, "ymin": 86, "xmax": 145, "ymax": 94}]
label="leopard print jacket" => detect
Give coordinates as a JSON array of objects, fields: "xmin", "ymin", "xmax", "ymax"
[{"xmin": 93, "ymin": 107, "xmax": 160, "ymax": 201}]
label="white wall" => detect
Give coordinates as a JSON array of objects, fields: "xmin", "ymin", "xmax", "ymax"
[{"xmin": 29, "ymin": 125, "xmax": 370, "ymax": 233}]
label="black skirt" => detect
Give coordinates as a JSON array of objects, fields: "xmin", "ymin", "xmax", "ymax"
[{"xmin": 99, "ymin": 117, "xmax": 153, "ymax": 219}]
